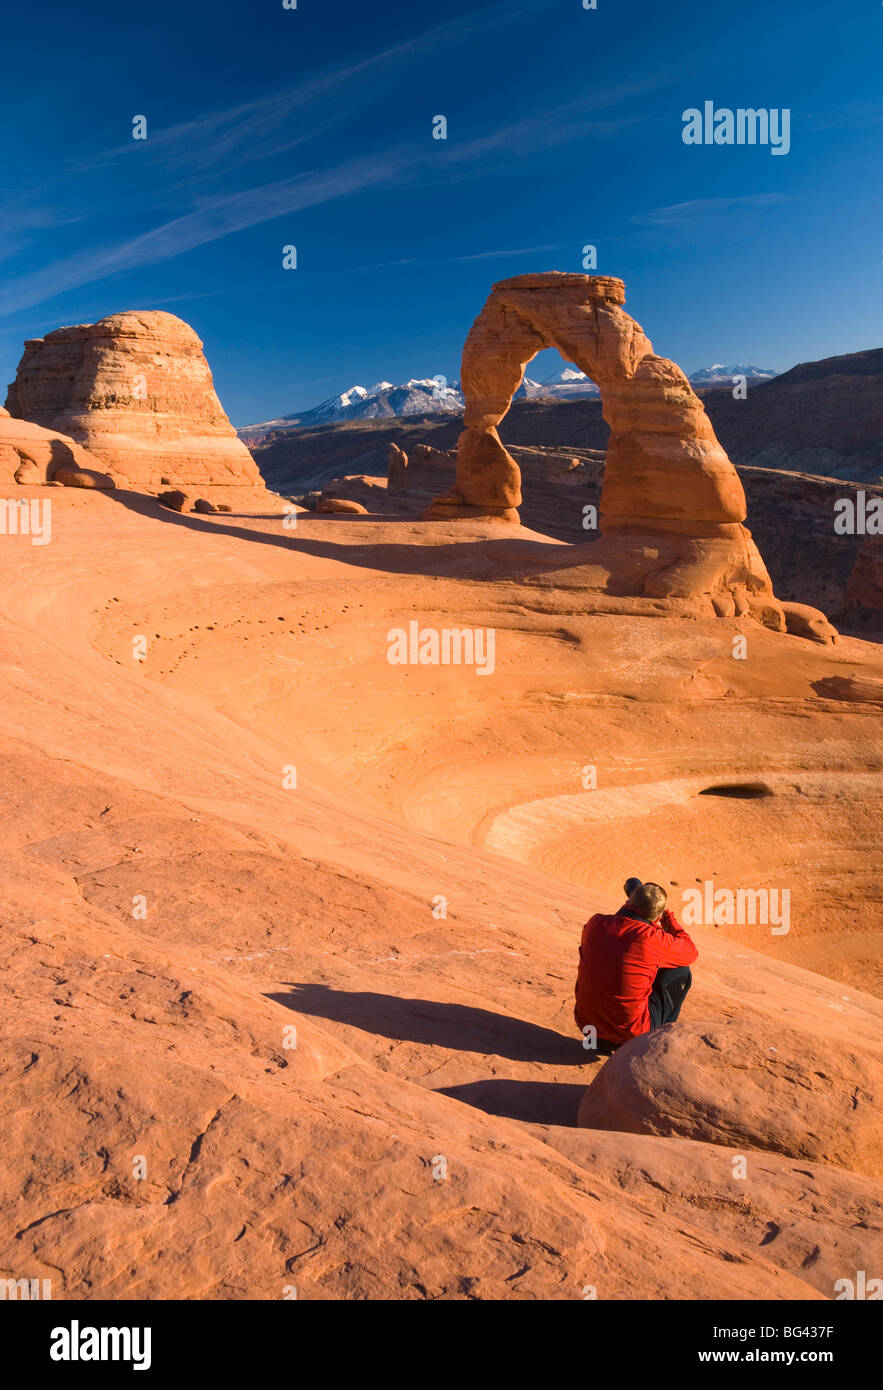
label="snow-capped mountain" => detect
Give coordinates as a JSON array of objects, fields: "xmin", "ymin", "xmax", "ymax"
[
  {"xmin": 535, "ymin": 367, "xmax": 599, "ymax": 397},
  {"xmin": 238, "ymin": 361, "xmax": 778, "ymax": 441},
  {"xmin": 237, "ymin": 371, "xmax": 600, "ymax": 438},
  {"xmin": 238, "ymin": 378, "xmax": 463, "ymax": 439},
  {"xmin": 688, "ymin": 363, "xmax": 778, "ymax": 386}
]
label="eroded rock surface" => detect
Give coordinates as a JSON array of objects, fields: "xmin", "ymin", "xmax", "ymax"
[
  {"xmin": 6, "ymin": 312, "xmax": 267, "ymax": 496},
  {"xmin": 0, "ymin": 404, "xmax": 108, "ymax": 486}
]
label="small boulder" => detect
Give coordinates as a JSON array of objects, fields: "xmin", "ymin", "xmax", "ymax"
[
  {"xmin": 577, "ymin": 1017, "xmax": 882, "ymax": 1180},
  {"xmin": 216, "ymin": 503, "xmax": 232, "ymax": 512},
  {"xmin": 781, "ymin": 600, "xmax": 838, "ymax": 645},
  {"xmin": 158, "ymin": 489, "xmax": 189, "ymax": 512},
  {"xmin": 52, "ymin": 466, "xmax": 115, "ymax": 489},
  {"xmin": 315, "ymin": 497, "xmax": 368, "ymax": 515},
  {"xmin": 193, "ymin": 498, "xmax": 218, "ymax": 514}
]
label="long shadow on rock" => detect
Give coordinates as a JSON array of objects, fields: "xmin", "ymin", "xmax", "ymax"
[
  {"xmin": 437, "ymin": 1078, "xmax": 591, "ymax": 1126},
  {"xmin": 105, "ymin": 488, "xmax": 593, "ymax": 580},
  {"xmin": 267, "ymin": 982, "xmax": 587, "ymax": 1065}
]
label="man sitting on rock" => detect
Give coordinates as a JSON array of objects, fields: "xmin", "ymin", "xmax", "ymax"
[{"xmin": 574, "ymin": 878, "xmax": 698, "ymax": 1054}]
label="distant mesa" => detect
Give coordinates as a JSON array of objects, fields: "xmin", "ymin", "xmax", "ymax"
[
  {"xmin": 423, "ymin": 271, "xmax": 835, "ymax": 642},
  {"xmin": 5, "ymin": 311, "xmax": 267, "ymax": 497}
]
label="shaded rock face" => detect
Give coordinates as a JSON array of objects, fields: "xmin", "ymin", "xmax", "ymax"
[
  {"xmin": 706, "ymin": 346, "xmax": 883, "ymax": 484},
  {"xmin": 5, "ymin": 312, "xmax": 265, "ymax": 494},
  {"xmin": 158, "ymin": 489, "xmax": 189, "ymax": 512},
  {"xmin": 0, "ymin": 404, "xmax": 108, "ymax": 486},
  {"xmin": 387, "ymin": 442, "xmax": 456, "ymax": 501},
  {"xmin": 739, "ymin": 471, "xmax": 883, "ymax": 635},
  {"xmin": 845, "ymin": 536, "xmax": 883, "ymax": 623},
  {"xmin": 388, "ymin": 439, "xmax": 603, "ymax": 537},
  {"xmin": 429, "ymin": 273, "xmax": 834, "ymax": 640}
]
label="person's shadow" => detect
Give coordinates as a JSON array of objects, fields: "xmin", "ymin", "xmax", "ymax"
[{"xmin": 266, "ymin": 982, "xmax": 587, "ymax": 1066}]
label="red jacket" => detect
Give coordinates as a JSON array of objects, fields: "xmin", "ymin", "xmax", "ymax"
[{"xmin": 574, "ymin": 907, "xmax": 698, "ymax": 1044}]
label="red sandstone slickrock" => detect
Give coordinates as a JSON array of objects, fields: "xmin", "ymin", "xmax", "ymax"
[
  {"xmin": 2, "ymin": 277, "xmax": 881, "ymax": 1303},
  {"xmin": 5, "ymin": 311, "xmax": 267, "ymax": 495}
]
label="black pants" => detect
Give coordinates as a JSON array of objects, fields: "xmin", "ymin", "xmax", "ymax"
[{"xmin": 647, "ymin": 966, "xmax": 692, "ymax": 1030}]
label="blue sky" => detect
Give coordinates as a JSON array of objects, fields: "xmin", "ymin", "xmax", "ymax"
[{"xmin": 2, "ymin": 0, "xmax": 881, "ymax": 424}]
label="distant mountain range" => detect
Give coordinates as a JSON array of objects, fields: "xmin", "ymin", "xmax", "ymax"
[
  {"xmin": 237, "ymin": 364, "xmax": 778, "ymax": 442},
  {"xmin": 689, "ymin": 363, "xmax": 778, "ymax": 386},
  {"xmin": 238, "ymin": 379, "xmax": 462, "ymax": 441}
]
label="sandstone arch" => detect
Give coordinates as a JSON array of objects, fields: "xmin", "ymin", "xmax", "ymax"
[{"xmin": 427, "ymin": 272, "xmax": 834, "ymax": 639}]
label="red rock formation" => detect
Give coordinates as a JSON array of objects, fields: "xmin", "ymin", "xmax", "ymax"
[
  {"xmin": 5, "ymin": 311, "xmax": 266, "ymax": 496},
  {"xmin": 0, "ymin": 405, "xmax": 109, "ymax": 486},
  {"xmin": 158, "ymin": 489, "xmax": 190, "ymax": 512},
  {"xmin": 428, "ymin": 273, "xmax": 835, "ymax": 640},
  {"xmin": 315, "ymin": 497, "xmax": 368, "ymax": 514},
  {"xmin": 1, "ymin": 446, "xmax": 881, "ymax": 1298}
]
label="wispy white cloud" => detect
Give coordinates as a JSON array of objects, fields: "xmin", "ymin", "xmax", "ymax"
[
  {"xmin": 0, "ymin": 204, "xmax": 83, "ymax": 267},
  {"xmin": 1, "ymin": 6, "xmax": 670, "ymax": 322},
  {"xmin": 0, "ymin": 77, "xmax": 657, "ymax": 319},
  {"xmin": 451, "ymin": 243, "xmax": 564, "ymax": 262},
  {"xmin": 73, "ymin": 0, "xmax": 549, "ymax": 182},
  {"xmin": 439, "ymin": 82, "xmax": 656, "ymax": 170},
  {"xmin": 322, "ymin": 257, "xmax": 419, "ymax": 279},
  {"xmin": 633, "ymin": 194, "xmax": 789, "ymax": 227},
  {"xmin": 0, "ymin": 150, "xmax": 418, "ymax": 318}
]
